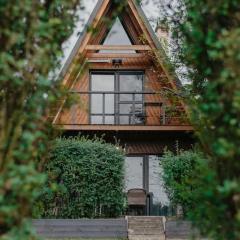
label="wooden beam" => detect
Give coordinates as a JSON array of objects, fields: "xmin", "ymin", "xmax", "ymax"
[
  {"xmin": 85, "ymin": 45, "xmax": 151, "ymax": 51},
  {"xmin": 62, "ymin": 0, "xmax": 111, "ymax": 86},
  {"xmin": 54, "ymin": 124, "xmax": 194, "ymax": 132},
  {"xmin": 86, "ymin": 53, "xmax": 147, "ymax": 58}
]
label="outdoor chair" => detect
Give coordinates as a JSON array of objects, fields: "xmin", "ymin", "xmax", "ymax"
[{"xmin": 127, "ymin": 188, "xmax": 147, "ymax": 215}]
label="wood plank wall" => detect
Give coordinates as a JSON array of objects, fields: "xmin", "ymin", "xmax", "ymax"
[
  {"xmin": 55, "ymin": 56, "xmax": 185, "ymax": 126},
  {"xmin": 57, "ymin": 72, "xmax": 89, "ymax": 125}
]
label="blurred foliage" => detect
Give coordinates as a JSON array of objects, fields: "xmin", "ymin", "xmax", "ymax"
[
  {"xmin": 159, "ymin": 0, "xmax": 240, "ymax": 239},
  {"xmin": 161, "ymin": 149, "xmax": 207, "ymax": 216},
  {"xmin": 34, "ymin": 137, "xmax": 125, "ymax": 219},
  {"xmin": 0, "ymin": 0, "xmax": 82, "ymax": 239}
]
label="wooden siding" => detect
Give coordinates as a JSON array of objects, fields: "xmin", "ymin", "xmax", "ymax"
[
  {"xmin": 53, "ymin": 0, "xmax": 190, "ymax": 130},
  {"xmin": 55, "ymin": 56, "xmax": 188, "ymax": 127},
  {"xmin": 57, "ymin": 72, "xmax": 89, "ymax": 125},
  {"xmin": 145, "ymin": 68, "xmax": 163, "ymax": 126}
]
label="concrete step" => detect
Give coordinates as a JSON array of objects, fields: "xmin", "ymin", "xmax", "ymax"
[
  {"xmin": 127, "ymin": 216, "xmax": 165, "ymax": 240},
  {"xmin": 128, "ymin": 224, "xmax": 163, "ymax": 229},
  {"xmin": 128, "ymin": 216, "xmax": 164, "ymax": 221},
  {"xmin": 128, "ymin": 235, "xmax": 165, "ymax": 240},
  {"xmin": 128, "ymin": 227, "xmax": 163, "ymax": 235}
]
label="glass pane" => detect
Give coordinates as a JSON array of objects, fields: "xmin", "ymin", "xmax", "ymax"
[
  {"xmin": 91, "ymin": 94, "xmax": 103, "ymax": 114},
  {"xmin": 119, "ymin": 104, "xmax": 132, "ymax": 114},
  {"xmin": 130, "ymin": 108, "xmax": 144, "ymax": 125},
  {"xmin": 125, "ymin": 156, "xmax": 143, "ymax": 191},
  {"xmin": 149, "ymin": 155, "xmax": 169, "ymax": 206},
  {"xmin": 120, "ymin": 104, "xmax": 143, "ymax": 114},
  {"xmin": 100, "ymin": 17, "xmax": 135, "ymax": 53},
  {"xmin": 91, "ymin": 116, "xmax": 103, "ymax": 124},
  {"xmin": 105, "ymin": 94, "xmax": 114, "ymax": 114},
  {"xmin": 105, "ymin": 116, "xmax": 114, "ymax": 124},
  {"xmin": 119, "ymin": 116, "xmax": 130, "ymax": 125},
  {"xmin": 91, "ymin": 74, "xmax": 114, "ymax": 91},
  {"xmin": 91, "ymin": 74, "xmax": 115, "ymax": 120},
  {"xmin": 120, "ymin": 74, "xmax": 143, "ymax": 101}
]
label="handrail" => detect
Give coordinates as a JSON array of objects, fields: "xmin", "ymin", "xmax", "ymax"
[
  {"xmin": 70, "ymin": 91, "xmax": 158, "ymax": 94},
  {"xmin": 66, "ymin": 90, "xmax": 187, "ymax": 125}
]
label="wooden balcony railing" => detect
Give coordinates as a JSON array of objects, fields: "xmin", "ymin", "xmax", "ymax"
[{"xmin": 63, "ymin": 91, "xmax": 189, "ymax": 127}]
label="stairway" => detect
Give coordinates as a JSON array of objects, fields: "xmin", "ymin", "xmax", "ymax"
[{"xmin": 127, "ymin": 216, "xmax": 165, "ymax": 240}]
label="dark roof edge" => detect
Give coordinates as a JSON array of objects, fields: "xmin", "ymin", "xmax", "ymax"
[
  {"xmin": 59, "ymin": 0, "xmax": 104, "ymax": 78},
  {"xmin": 59, "ymin": 0, "xmax": 182, "ymax": 89}
]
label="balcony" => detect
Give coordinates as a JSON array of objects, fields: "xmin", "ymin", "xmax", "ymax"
[{"xmin": 53, "ymin": 91, "xmax": 192, "ymax": 131}]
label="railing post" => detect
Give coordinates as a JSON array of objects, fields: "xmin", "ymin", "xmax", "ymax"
[
  {"xmin": 132, "ymin": 93, "xmax": 135, "ymax": 124},
  {"xmin": 115, "ymin": 92, "xmax": 119, "ymax": 125},
  {"xmin": 162, "ymin": 104, "xmax": 166, "ymax": 125}
]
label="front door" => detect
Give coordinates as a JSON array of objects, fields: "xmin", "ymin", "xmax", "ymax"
[
  {"xmin": 125, "ymin": 155, "xmax": 169, "ymax": 216},
  {"xmin": 125, "ymin": 156, "xmax": 144, "ymax": 190}
]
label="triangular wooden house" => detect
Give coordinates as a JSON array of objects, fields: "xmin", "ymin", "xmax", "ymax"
[{"xmin": 53, "ymin": 0, "xmax": 193, "ymax": 215}]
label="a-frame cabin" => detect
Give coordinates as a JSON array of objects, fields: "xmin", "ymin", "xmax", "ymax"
[{"xmin": 52, "ymin": 0, "xmax": 194, "ymax": 215}]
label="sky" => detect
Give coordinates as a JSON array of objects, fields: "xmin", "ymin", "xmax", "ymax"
[{"xmin": 61, "ymin": 0, "xmax": 161, "ymax": 67}]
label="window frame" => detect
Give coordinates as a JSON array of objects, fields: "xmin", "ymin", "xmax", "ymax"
[{"xmin": 89, "ymin": 70, "xmax": 145, "ymax": 125}]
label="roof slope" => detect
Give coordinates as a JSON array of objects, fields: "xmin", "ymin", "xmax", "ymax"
[{"xmin": 60, "ymin": 0, "xmax": 181, "ymax": 88}]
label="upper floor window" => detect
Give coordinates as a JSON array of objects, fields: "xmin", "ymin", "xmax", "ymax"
[
  {"xmin": 100, "ymin": 17, "xmax": 136, "ymax": 53},
  {"xmin": 90, "ymin": 71, "xmax": 144, "ymax": 125}
]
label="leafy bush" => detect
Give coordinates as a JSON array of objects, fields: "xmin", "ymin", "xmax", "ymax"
[
  {"xmin": 0, "ymin": 1, "xmax": 81, "ymax": 239},
  {"xmin": 160, "ymin": 149, "xmax": 207, "ymax": 215},
  {"xmin": 161, "ymin": 149, "xmax": 239, "ymax": 239},
  {"xmin": 159, "ymin": 0, "xmax": 240, "ymax": 238},
  {"xmin": 35, "ymin": 137, "xmax": 126, "ymax": 219}
]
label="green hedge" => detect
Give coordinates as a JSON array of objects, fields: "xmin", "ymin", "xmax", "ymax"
[
  {"xmin": 35, "ymin": 137, "xmax": 126, "ymax": 218},
  {"xmin": 160, "ymin": 149, "xmax": 207, "ymax": 215}
]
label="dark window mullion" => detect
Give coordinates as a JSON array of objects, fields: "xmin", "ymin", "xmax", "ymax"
[
  {"xmin": 103, "ymin": 93, "xmax": 105, "ymax": 124},
  {"xmin": 116, "ymin": 71, "xmax": 120, "ymax": 125}
]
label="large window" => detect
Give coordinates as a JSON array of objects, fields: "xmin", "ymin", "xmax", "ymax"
[{"xmin": 90, "ymin": 71, "xmax": 144, "ymax": 125}]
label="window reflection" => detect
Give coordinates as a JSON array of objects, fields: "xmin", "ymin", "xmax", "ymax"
[
  {"xmin": 91, "ymin": 94, "xmax": 103, "ymax": 114},
  {"xmin": 91, "ymin": 74, "xmax": 114, "ymax": 91},
  {"xmin": 100, "ymin": 17, "xmax": 136, "ymax": 54},
  {"xmin": 90, "ymin": 73, "xmax": 115, "ymax": 124},
  {"xmin": 90, "ymin": 72, "xmax": 144, "ymax": 125},
  {"xmin": 119, "ymin": 74, "xmax": 143, "ymax": 101},
  {"xmin": 125, "ymin": 156, "xmax": 144, "ymax": 191}
]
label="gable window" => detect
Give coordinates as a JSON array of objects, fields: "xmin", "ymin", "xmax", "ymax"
[
  {"xmin": 99, "ymin": 17, "xmax": 136, "ymax": 53},
  {"xmin": 90, "ymin": 71, "xmax": 144, "ymax": 125}
]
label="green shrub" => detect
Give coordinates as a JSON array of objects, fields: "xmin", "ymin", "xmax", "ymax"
[
  {"xmin": 35, "ymin": 137, "xmax": 125, "ymax": 219},
  {"xmin": 161, "ymin": 149, "xmax": 236, "ymax": 238},
  {"xmin": 0, "ymin": 1, "xmax": 81, "ymax": 238},
  {"xmin": 160, "ymin": 149, "xmax": 207, "ymax": 215},
  {"xmin": 159, "ymin": 0, "xmax": 240, "ymax": 238}
]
